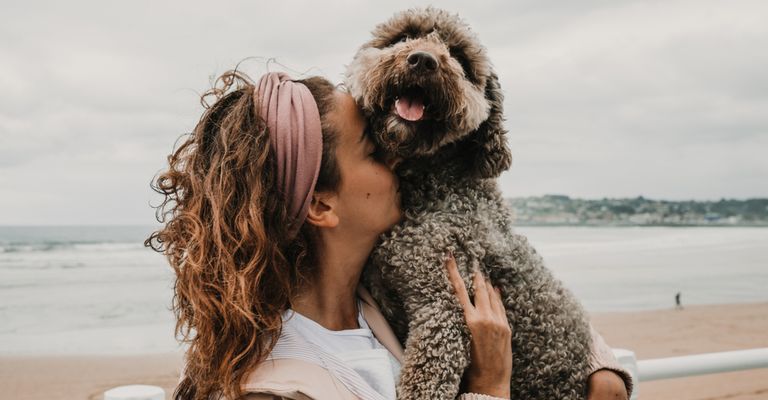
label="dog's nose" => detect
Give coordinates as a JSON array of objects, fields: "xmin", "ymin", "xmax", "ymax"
[{"xmin": 407, "ymin": 51, "xmax": 438, "ymax": 72}]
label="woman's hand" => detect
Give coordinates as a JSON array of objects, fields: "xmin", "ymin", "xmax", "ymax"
[{"xmin": 445, "ymin": 253, "xmax": 513, "ymax": 399}]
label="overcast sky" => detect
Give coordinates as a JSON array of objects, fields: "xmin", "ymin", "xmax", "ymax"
[{"xmin": 1, "ymin": 0, "xmax": 766, "ymax": 225}]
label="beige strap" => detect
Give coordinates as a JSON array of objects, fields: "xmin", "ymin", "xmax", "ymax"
[
  {"xmin": 356, "ymin": 285, "xmax": 405, "ymax": 364},
  {"xmin": 242, "ymin": 358, "xmax": 359, "ymax": 400}
]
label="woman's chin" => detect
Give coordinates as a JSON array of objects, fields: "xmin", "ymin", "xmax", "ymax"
[{"xmin": 382, "ymin": 212, "xmax": 404, "ymax": 235}]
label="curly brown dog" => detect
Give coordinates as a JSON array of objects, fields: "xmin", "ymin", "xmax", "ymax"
[{"xmin": 346, "ymin": 7, "xmax": 593, "ymax": 400}]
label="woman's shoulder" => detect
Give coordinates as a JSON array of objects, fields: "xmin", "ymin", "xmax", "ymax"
[{"xmin": 241, "ymin": 357, "xmax": 359, "ymax": 400}]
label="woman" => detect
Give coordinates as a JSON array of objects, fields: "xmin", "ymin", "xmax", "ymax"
[{"xmin": 147, "ymin": 71, "xmax": 631, "ymax": 400}]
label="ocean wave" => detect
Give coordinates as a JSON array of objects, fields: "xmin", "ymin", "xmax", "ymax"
[{"xmin": 0, "ymin": 241, "xmax": 145, "ymax": 253}]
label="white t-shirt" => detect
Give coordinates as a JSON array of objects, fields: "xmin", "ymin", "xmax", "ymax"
[{"xmin": 282, "ymin": 299, "xmax": 402, "ymax": 399}]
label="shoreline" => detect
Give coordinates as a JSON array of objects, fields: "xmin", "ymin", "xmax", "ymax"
[{"xmin": 2, "ymin": 302, "xmax": 767, "ymax": 400}]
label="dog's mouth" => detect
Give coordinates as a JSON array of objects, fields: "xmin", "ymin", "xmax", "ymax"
[{"xmin": 393, "ymin": 86, "xmax": 429, "ymax": 122}]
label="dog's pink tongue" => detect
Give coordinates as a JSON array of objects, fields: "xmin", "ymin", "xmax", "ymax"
[{"xmin": 395, "ymin": 96, "xmax": 425, "ymax": 121}]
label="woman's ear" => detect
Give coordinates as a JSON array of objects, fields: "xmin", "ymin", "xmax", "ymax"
[{"xmin": 305, "ymin": 191, "xmax": 339, "ymax": 228}]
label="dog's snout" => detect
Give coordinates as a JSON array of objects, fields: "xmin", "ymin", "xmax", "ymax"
[{"xmin": 407, "ymin": 51, "xmax": 438, "ymax": 72}]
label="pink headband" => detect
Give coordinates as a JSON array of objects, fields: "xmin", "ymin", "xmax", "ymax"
[{"xmin": 255, "ymin": 72, "xmax": 323, "ymax": 239}]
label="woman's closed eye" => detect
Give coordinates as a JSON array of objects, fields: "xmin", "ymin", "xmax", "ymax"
[
  {"xmin": 368, "ymin": 146, "xmax": 387, "ymax": 163},
  {"xmin": 363, "ymin": 138, "xmax": 384, "ymax": 161}
]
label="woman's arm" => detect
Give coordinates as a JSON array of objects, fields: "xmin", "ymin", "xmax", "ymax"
[{"xmin": 586, "ymin": 324, "xmax": 634, "ymax": 400}]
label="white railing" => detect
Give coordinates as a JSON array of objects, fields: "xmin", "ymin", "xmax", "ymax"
[
  {"xmin": 613, "ymin": 347, "xmax": 768, "ymax": 400},
  {"xmin": 101, "ymin": 348, "xmax": 768, "ymax": 400}
]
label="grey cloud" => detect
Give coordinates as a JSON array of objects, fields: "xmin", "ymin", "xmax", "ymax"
[{"xmin": 1, "ymin": 0, "xmax": 766, "ymax": 224}]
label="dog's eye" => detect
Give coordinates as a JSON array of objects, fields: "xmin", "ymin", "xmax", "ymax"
[
  {"xmin": 391, "ymin": 34, "xmax": 409, "ymax": 45},
  {"xmin": 450, "ymin": 49, "xmax": 475, "ymax": 81}
]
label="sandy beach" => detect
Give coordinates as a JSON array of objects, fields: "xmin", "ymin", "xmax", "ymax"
[
  {"xmin": 591, "ymin": 302, "xmax": 768, "ymax": 400},
  {"xmin": 2, "ymin": 302, "xmax": 766, "ymax": 400}
]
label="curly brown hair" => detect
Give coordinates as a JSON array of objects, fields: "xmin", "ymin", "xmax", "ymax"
[{"xmin": 145, "ymin": 71, "xmax": 340, "ymax": 400}]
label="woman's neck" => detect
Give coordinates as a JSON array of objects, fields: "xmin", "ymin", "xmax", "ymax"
[{"xmin": 290, "ymin": 232, "xmax": 375, "ymax": 331}]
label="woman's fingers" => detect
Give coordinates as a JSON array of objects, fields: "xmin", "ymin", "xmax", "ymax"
[
  {"xmin": 446, "ymin": 254, "xmax": 508, "ymax": 329},
  {"xmin": 472, "ymin": 268, "xmax": 490, "ymax": 310},
  {"xmin": 486, "ymin": 280, "xmax": 504, "ymax": 317},
  {"xmin": 445, "ymin": 253, "xmax": 473, "ymax": 314},
  {"xmin": 491, "ymin": 287, "xmax": 510, "ymax": 327}
]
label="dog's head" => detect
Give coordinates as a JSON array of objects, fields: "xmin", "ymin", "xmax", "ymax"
[{"xmin": 345, "ymin": 7, "xmax": 511, "ymax": 179}]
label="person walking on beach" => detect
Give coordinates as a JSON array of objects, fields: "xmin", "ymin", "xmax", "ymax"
[
  {"xmin": 147, "ymin": 70, "xmax": 632, "ymax": 400},
  {"xmin": 676, "ymin": 291, "xmax": 683, "ymax": 310}
]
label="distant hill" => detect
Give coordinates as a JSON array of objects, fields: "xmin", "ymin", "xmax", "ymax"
[{"xmin": 507, "ymin": 195, "xmax": 768, "ymax": 226}]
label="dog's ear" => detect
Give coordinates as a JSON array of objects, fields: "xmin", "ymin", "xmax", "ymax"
[{"xmin": 462, "ymin": 72, "xmax": 512, "ymax": 179}]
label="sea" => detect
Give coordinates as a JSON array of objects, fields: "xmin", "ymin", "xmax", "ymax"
[{"xmin": 1, "ymin": 225, "xmax": 766, "ymax": 355}]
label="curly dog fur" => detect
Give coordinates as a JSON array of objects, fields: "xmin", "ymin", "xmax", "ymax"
[{"xmin": 345, "ymin": 8, "xmax": 593, "ymax": 399}]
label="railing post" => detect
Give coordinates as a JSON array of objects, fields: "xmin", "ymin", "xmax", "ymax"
[
  {"xmin": 103, "ymin": 385, "xmax": 165, "ymax": 400},
  {"xmin": 612, "ymin": 348, "xmax": 639, "ymax": 400}
]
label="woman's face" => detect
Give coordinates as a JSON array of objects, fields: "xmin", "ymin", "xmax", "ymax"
[{"xmin": 326, "ymin": 91, "xmax": 402, "ymax": 237}]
